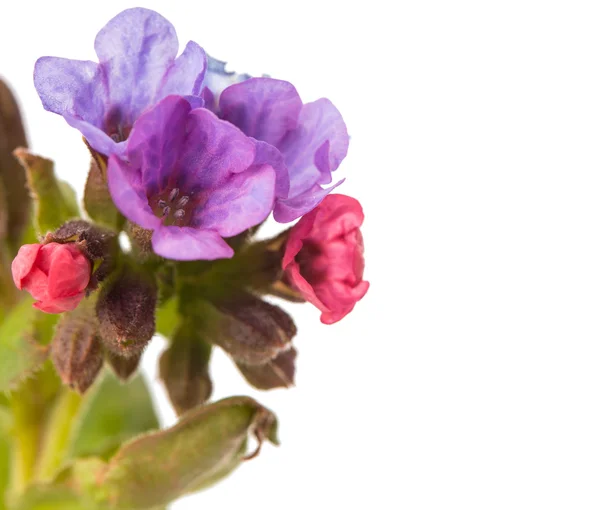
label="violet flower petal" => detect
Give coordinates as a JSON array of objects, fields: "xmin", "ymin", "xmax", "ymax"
[
  {"xmin": 279, "ymin": 98, "xmax": 349, "ymax": 197},
  {"xmin": 64, "ymin": 114, "xmax": 126, "ymax": 157},
  {"xmin": 107, "ymin": 155, "xmax": 161, "ymax": 230},
  {"xmin": 178, "ymin": 109, "xmax": 256, "ymax": 192},
  {"xmin": 195, "ymin": 164, "xmax": 276, "ymax": 237},
  {"xmin": 34, "ymin": 8, "xmax": 209, "ymax": 157},
  {"xmin": 126, "ymin": 95, "xmax": 191, "ymax": 194},
  {"xmin": 158, "ymin": 41, "xmax": 207, "ymax": 98},
  {"xmin": 34, "ymin": 57, "xmax": 107, "ymax": 126},
  {"xmin": 151, "ymin": 226, "xmax": 234, "ymax": 261},
  {"xmin": 220, "ymin": 77, "xmax": 302, "ymax": 148},
  {"xmin": 254, "ymin": 140, "xmax": 290, "ymax": 199},
  {"xmin": 273, "ymin": 179, "xmax": 345, "ymax": 223},
  {"xmin": 94, "ymin": 8, "xmax": 178, "ymax": 125}
]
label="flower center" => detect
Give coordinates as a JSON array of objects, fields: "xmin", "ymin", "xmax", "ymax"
[
  {"xmin": 104, "ymin": 108, "xmax": 132, "ymax": 143},
  {"xmin": 109, "ymin": 125, "xmax": 132, "ymax": 143},
  {"xmin": 151, "ymin": 188, "xmax": 193, "ymax": 227}
]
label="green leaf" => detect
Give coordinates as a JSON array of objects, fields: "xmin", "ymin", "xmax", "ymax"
[
  {"xmin": 83, "ymin": 160, "xmax": 122, "ymax": 231},
  {"xmin": 57, "ymin": 181, "xmax": 80, "ymax": 220},
  {"xmin": 10, "ymin": 486, "xmax": 88, "ymax": 510},
  {"xmin": 99, "ymin": 396, "xmax": 278, "ymax": 509},
  {"xmin": 0, "ymin": 296, "xmax": 58, "ymax": 392},
  {"xmin": 10, "ymin": 459, "xmax": 109, "ymax": 510},
  {"xmin": 14, "ymin": 149, "xmax": 78, "ymax": 236},
  {"xmin": 7, "ymin": 363, "xmax": 62, "ymax": 498},
  {"xmin": 67, "ymin": 371, "xmax": 159, "ymax": 460}
]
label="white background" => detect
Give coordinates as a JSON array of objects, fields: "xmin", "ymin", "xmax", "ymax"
[{"xmin": 2, "ymin": 1, "xmax": 600, "ymax": 509}]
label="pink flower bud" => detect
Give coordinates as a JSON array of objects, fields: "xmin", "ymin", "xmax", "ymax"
[
  {"xmin": 282, "ymin": 194, "xmax": 369, "ymax": 325},
  {"xmin": 11, "ymin": 242, "xmax": 91, "ymax": 313}
]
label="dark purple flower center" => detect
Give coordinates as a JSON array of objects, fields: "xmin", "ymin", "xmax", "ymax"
[
  {"xmin": 105, "ymin": 108, "xmax": 132, "ymax": 143},
  {"xmin": 150, "ymin": 187, "xmax": 193, "ymax": 227}
]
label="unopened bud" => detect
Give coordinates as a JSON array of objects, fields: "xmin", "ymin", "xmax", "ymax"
[
  {"xmin": 236, "ymin": 347, "xmax": 297, "ymax": 390},
  {"xmin": 51, "ymin": 300, "xmax": 103, "ymax": 393},
  {"xmin": 105, "ymin": 350, "xmax": 142, "ymax": 382},
  {"xmin": 12, "ymin": 242, "xmax": 91, "ymax": 313},
  {"xmin": 44, "ymin": 219, "xmax": 118, "ymax": 288},
  {"xmin": 96, "ymin": 268, "xmax": 157, "ymax": 358},
  {"xmin": 159, "ymin": 324, "xmax": 212, "ymax": 415},
  {"xmin": 207, "ymin": 293, "xmax": 296, "ymax": 365}
]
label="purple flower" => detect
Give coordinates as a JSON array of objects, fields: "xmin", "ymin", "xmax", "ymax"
[
  {"xmin": 200, "ymin": 55, "xmax": 251, "ymax": 112},
  {"xmin": 107, "ymin": 95, "xmax": 283, "ymax": 261},
  {"xmin": 217, "ymin": 77, "xmax": 349, "ymax": 223},
  {"xmin": 34, "ymin": 8, "xmax": 207, "ymax": 157}
]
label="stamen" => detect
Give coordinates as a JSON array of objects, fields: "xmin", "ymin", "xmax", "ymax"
[
  {"xmin": 168, "ymin": 188, "xmax": 179, "ymax": 202},
  {"xmin": 158, "ymin": 199, "xmax": 167, "ymax": 208},
  {"xmin": 176, "ymin": 196, "xmax": 190, "ymax": 208},
  {"xmin": 162, "ymin": 206, "xmax": 171, "ymax": 217},
  {"xmin": 174, "ymin": 209, "xmax": 185, "ymax": 219}
]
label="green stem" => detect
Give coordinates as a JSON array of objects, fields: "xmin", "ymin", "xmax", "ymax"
[
  {"xmin": 34, "ymin": 388, "xmax": 83, "ymax": 482},
  {"xmin": 8, "ymin": 382, "xmax": 41, "ymax": 496},
  {"xmin": 0, "ymin": 406, "xmax": 12, "ymax": 510}
]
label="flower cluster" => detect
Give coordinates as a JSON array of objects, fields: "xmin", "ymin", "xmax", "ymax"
[
  {"xmin": 2, "ymin": 7, "xmax": 370, "ymax": 505},
  {"xmin": 30, "ymin": 7, "xmax": 368, "ymax": 321}
]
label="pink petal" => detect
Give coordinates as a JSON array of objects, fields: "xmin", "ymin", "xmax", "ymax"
[{"xmin": 11, "ymin": 244, "xmax": 42, "ymax": 289}]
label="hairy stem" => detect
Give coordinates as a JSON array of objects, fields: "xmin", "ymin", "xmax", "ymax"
[
  {"xmin": 8, "ymin": 381, "xmax": 41, "ymax": 496},
  {"xmin": 34, "ymin": 388, "xmax": 83, "ymax": 482}
]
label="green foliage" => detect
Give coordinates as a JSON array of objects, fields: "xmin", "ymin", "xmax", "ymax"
[
  {"xmin": 7, "ymin": 363, "xmax": 62, "ymax": 497},
  {"xmin": 96, "ymin": 397, "xmax": 278, "ymax": 509},
  {"xmin": 14, "ymin": 150, "xmax": 79, "ymax": 236},
  {"xmin": 0, "ymin": 297, "xmax": 58, "ymax": 392},
  {"xmin": 56, "ymin": 182, "xmax": 80, "ymax": 224},
  {"xmin": 83, "ymin": 160, "xmax": 123, "ymax": 231},
  {"xmin": 9, "ymin": 485, "xmax": 89, "ymax": 510},
  {"xmin": 67, "ymin": 371, "xmax": 159, "ymax": 460}
]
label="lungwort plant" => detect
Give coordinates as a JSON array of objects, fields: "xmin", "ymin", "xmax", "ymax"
[{"xmin": 0, "ymin": 8, "xmax": 369, "ymax": 509}]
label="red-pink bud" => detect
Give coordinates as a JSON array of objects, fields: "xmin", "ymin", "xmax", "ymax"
[
  {"xmin": 282, "ymin": 194, "xmax": 369, "ymax": 324},
  {"xmin": 11, "ymin": 242, "xmax": 91, "ymax": 314}
]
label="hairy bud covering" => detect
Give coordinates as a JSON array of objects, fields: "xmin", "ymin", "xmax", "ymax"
[
  {"xmin": 209, "ymin": 293, "xmax": 296, "ymax": 365},
  {"xmin": 51, "ymin": 301, "xmax": 103, "ymax": 393},
  {"xmin": 105, "ymin": 350, "xmax": 142, "ymax": 381},
  {"xmin": 159, "ymin": 324, "xmax": 212, "ymax": 415},
  {"xmin": 96, "ymin": 268, "xmax": 157, "ymax": 357},
  {"xmin": 236, "ymin": 347, "xmax": 297, "ymax": 390},
  {"xmin": 45, "ymin": 219, "xmax": 118, "ymax": 287}
]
